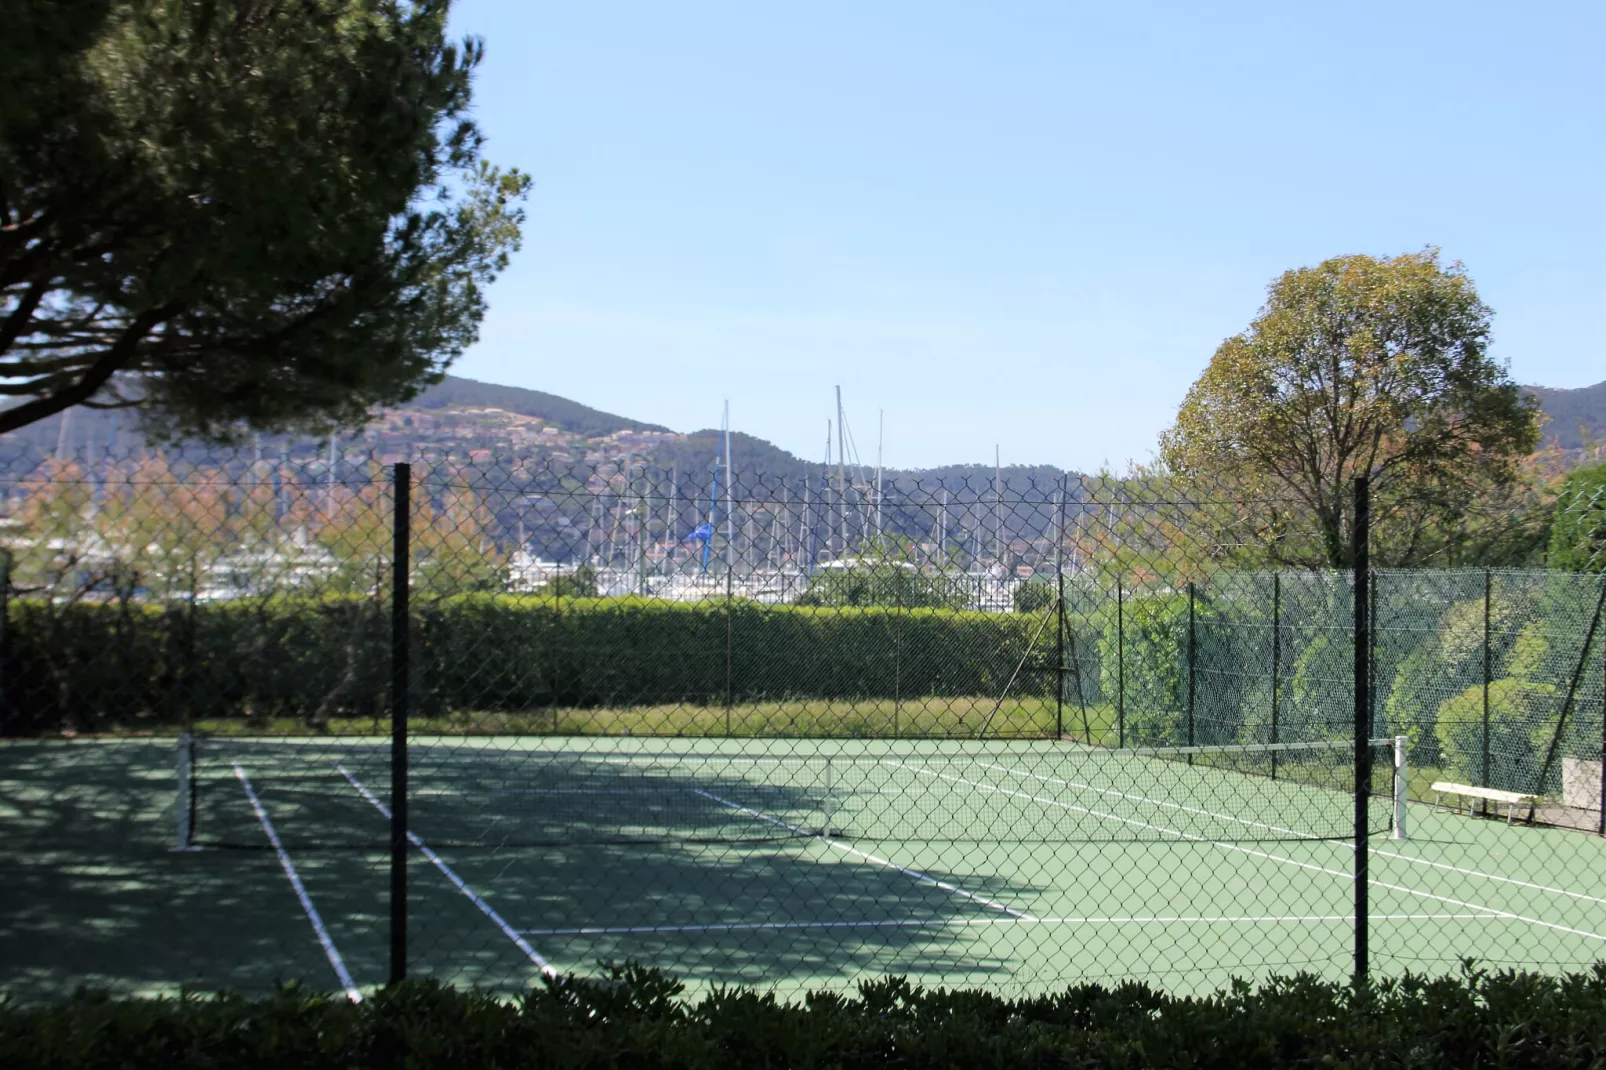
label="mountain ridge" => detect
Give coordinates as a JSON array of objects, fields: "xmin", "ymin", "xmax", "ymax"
[{"xmin": 3, "ymin": 374, "xmax": 1603, "ymax": 476}]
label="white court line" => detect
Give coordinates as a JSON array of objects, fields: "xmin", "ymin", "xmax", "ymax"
[
  {"xmin": 519, "ymin": 913, "xmax": 1486, "ymax": 937},
  {"xmin": 890, "ymin": 761, "xmax": 1606, "ymax": 945},
  {"xmin": 335, "ymin": 764, "xmax": 557, "ymax": 978},
  {"xmin": 690, "ymin": 788, "xmax": 1033, "ymax": 920},
  {"xmin": 233, "ymin": 764, "xmax": 362, "ymax": 1002},
  {"xmin": 1369, "ymin": 849, "xmax": 1606, "ymax": 908},
  {"xmin": 978, "ymin": 758, "xmax": 1606, "ymax": 910},
  {"xmin": 976, "ymin": 759, "xmax": 1317, "ymax": 840}
]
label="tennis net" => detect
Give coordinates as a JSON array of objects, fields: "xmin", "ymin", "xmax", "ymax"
[{"xmin": 178, "ymin": 735, "xmax": 1406, "ymax": 849}]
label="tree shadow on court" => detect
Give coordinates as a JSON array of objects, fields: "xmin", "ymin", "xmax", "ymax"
[
  {"xmin": 0, "ymin": 741, "xmax": 382, "ymax": 1001},
  {"xmin": 392, "ymin": 762, "xmax": 1055, "ymax": 993},
  {"xmin": 1, "ymin": 741, "xmax": 1063, "ymax": 998}
]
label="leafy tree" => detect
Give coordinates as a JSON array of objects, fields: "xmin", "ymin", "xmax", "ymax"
[
  {"xmin": 1160, "ymin": 250, "xmax": 1541, "ymax": 568},
  {"xmin": 1012, "ymin": 578, "xmax": 1055, "ymax": 614},
  {"xmin": 0, "ymin": 0, "xmax": 528, "ymax": 439},
  {"xmin": 1434, "ymin": 679, "xmax": 1556, "ymax": 791},
  {"xmin": 1547, "ymin": 461, "xmax": 1606, "ymax": 572},
  {"xmin": 794, "ymin": 541, "xmax": 971, "ymax": 610},
  {"xmin": 540, "ymin": 567, "xmax": 599, "ymax": 598}
]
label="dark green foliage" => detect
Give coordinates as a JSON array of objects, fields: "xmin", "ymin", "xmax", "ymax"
[
  {"xmin": 0, "ymin": 0, "xmax": 528, "ymax": 439},
  {"xmin": 1100, "ymin": 590, "xmax": 1186, "ymax": 744},
  {"xmin": 0, "ymin": 596, "xmax": 1039, "ymax": 732},
  {"xmin": 5, "ymin": 963, "xmax": 1606, "ymax": 1069},
  {"xmin": 1547, "ymin": 461, "xmax": 1606, "ymax": 573},
  {"xmin": 1012, "ymin": 578, "xmax": 1055, "ymax": 615},
  {"xmin": 795, "ymin": 563, "xmax": 971, "ymax": 610},
  {"xmin": 537, "ymin": 567, "xmax": 599, "ymax": 598}
]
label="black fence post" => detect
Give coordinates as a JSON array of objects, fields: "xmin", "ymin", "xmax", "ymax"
[
  {"xmin": 1117, "ymin": 576, "xmax": 1125, "ymax": 748},
  {"xmin": 390, "ymin": 462, "xmax": 411, "ymax": 986},
  {"xmin": 1186, "ymin": 581, "xmax": 1196, "ymax": 761},
  {"xmin": 1530, "ymin": 576, "xmax": 1606, "ymax": 822},
  {"xmin": 1055, "ymin": 572, "xmax": 1065, "ymax": 739},
  {"xmin": 0, "ymin": 549, "xmax": 9, "ymax": 731},
  {"xmin": 1482, "ymin": 567, "xmax": 1492, "ymax": 814},
  {"xmin": 1352, "ymin": 474, "xmax": 1371, "ymax": 988},
  {"xmin": 1598, "ymin": 606, "xmax": 1605, "ymax": 837},
  {"xmin": 1271, "ymin": 572, "xmax": 1281, "ymax": 779},
  {"xmin": 725, "ymin": 562, "xmax": 735, "ymax": 735}
]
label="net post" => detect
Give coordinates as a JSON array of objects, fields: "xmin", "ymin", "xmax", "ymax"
[
  {"xmin": 175, "ymin": 732, "xmax": 193, "ymax": 851},
  {"xmin": 390, "ymin": 461, "xmax": 411, "ymax": 986},
  {"xmin": 1352, "ymin": 474, "xmax": 1371, "ymax": 986},
  {"xmin": 1392, "ymin": 735, "xmax": 1409, "ymax": 841},
  {"xmin": 822, "ymin": 757, "xmax": 836, "ymax": 836}
]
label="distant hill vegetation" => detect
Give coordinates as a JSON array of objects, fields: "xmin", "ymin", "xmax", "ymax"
[
  {"xmin": 1526, "ymin": 381, "xmax": 1606, "ymax": 450},
  {"xmin": 408, "ymin": 376, "xmax": 672, "ymax": 437}
]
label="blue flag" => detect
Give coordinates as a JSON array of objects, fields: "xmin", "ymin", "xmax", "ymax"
[{"xmin": 685, "ymin": 522, "xmax": 713, "ymax": 542}]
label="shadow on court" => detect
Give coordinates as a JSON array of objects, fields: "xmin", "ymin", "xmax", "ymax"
[
  {"xmin": 1, "ymin": 740, "xmax": 1051, "ymax": 999},
  {"xmin": 0, "ymin": 741, "xmax": 385, "ymax": 1001}
]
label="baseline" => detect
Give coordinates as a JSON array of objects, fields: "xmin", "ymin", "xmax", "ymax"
[{"xmin": 519, "ymin": 912, "xmax": 1485, "ymax": 937}]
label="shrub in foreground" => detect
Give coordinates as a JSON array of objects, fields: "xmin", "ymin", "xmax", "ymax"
[{"xmin": 4, "ymin": 962, "xmax": 1606, "ymax": 1069}]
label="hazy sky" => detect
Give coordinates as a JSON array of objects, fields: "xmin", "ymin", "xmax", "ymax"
[{"xmin": 445, "ymin": 1, "xmax": 1604, "ymax": 472}]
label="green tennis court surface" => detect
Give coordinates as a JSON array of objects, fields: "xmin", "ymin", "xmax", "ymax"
[{"xmin": 4, "ymin": 736, "xmax": 1605, "ymax": 1001}]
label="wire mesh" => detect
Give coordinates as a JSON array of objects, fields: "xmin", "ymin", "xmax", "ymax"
[{"xmin": 1, "ymin": 447, "xmax": 1602, "ymax": 1003}]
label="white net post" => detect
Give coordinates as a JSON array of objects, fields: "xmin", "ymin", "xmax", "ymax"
[
  {"xmin": 1392, "ymin": 734, "xmax": 1409, "ymax": 841},
  {"xmin": 175, "ymin": 732, "xmax": 193, "ymax": 851},
  {"xmin": 822, "ymin": 757, "xmax": 836, "ymax": 836}
]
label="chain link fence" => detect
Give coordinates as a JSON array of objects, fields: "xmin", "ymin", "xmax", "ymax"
[{"xmin": 1, "ymin": 448, "xmax": 1602, "ymax": 1002}]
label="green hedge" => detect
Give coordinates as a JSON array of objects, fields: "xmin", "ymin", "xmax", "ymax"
[
  {"xmin": 0, "ymin": 596, "xmax": 1042, "ymax": 732},
  {"xmin": 5, "ymin": 964, "xmax": 1606, "ymax": 1069}
]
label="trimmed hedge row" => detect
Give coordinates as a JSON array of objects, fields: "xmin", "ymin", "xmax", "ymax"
[
  {"xmin": 5, "ymin": 964, "xmax": 1606, "ymax": 1069},
  {"xmin": 0, "ymin": 596, "xmax": 1046, "ymax": 731}
]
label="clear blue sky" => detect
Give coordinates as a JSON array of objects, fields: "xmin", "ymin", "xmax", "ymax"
[{"xmin": 446, "ymin": 1, "xmax": 1604, "ymax": 473}]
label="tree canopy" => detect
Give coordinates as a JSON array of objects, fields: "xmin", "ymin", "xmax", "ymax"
[
  {"xmin": 0, "ymin": 0, "xmax": 528, "ymax": 440},
  {"xmin": 1160, "ymin": 250, "xmax": 1541, "ymax": 568},
  {"xmin": 1547, "ymin": 461, "xmax": 1606, "ymax": 572}
]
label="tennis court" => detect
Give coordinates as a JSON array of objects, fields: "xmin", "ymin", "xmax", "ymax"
[{"xmin": 6, "ymin": 733, "xmax": 1604, "ymax": 1001}]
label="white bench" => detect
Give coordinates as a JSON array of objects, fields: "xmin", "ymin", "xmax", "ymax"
[{"xmin": 1430, "ymin": 781, "xmax": 1538, "ymax": 825}]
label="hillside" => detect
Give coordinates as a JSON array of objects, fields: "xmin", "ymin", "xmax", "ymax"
[
  {"xmin": 1526, "ymin": 381, "xmax": 1606, "ymax": 450},
  {"xmin": 8, "ymin": 374, "xmax": 1602, "ymax": 482},
  {"xmin": 408, "ymin": 376, "xmax": 672, "ymax": 437}
]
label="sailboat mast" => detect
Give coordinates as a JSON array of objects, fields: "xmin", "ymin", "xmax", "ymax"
[
  {"xmin": 835, "ymin": 386, "xmax": 847, "ymax": 557},
  {"xmin": 993, "ymin": 445, "xmax": 1003, "ymax": 565},
  {"xmin": 875, "ymin": 409, "xmax": 883, "ymax": 544},
  {"xmin": 665, "ymin": 463, "xmax": 677, "ymax": 573},
  {"xmin": 723, "ymin": 401, "xmax": 734, "ymax": 571}
]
